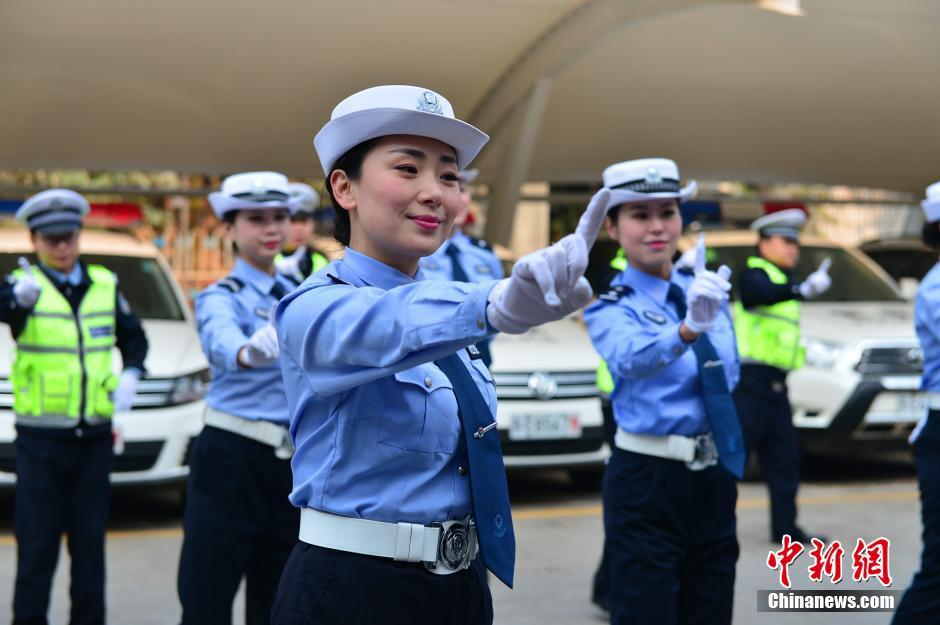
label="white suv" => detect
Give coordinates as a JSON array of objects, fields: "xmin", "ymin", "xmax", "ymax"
[
  {"xmin": 0, "ymin": 228, "xmax": 208, "ymax": 486},
  {"xmin": 681, "ymin": 231, "xmax": 923, "ymax": 454}
]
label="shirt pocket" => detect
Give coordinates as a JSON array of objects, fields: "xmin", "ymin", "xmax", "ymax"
[{"xmin": 378, "ymin": 365, "xmax": 461, "ymax": 454}]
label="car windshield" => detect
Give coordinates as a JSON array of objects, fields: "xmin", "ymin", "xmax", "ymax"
[
  {"xmin": 0, "ymin": 253, "xmax": 185, "ymax": 320},
  {"xmin": 705, "ymin": 245, "xmax": 902, "ymax": 303}
]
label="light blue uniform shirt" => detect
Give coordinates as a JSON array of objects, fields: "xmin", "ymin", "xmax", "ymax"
[
  {"xmin": 43, "ymin": 262, "xmax": 83, "ymax": 286},
  {"xmin": 197, "ymin": 258, "xmax": 293, "ymax": 425},
  {"xmin": 584, "ymin": 265, "xmax": 740, "ymax": 437},
  {"xmin": 275, "ymin": 248, "xmax": 498, "ymax": 525},
  {"xmin": 420, "ymin": 230, "xmax": 504, "ymax": 282},
  {"xmin": 916, "ymin": 262, "xmax": 940, "ymax": 392}
]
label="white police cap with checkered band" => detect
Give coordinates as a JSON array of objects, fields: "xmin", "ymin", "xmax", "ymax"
[
  {"xmin": 923, "ymin": 181, "xmax": 940, "ymax": 222},
  {"xmin": 208, "ymin": 171, "xmax": 302, "ymax": 219},
  {"xmin": 16, "ymin": 189, "xmax": 90, "ymax": 235},
  {"xmin": 599, "ymin": 158, "xmax": 697, "ymax": 215}
]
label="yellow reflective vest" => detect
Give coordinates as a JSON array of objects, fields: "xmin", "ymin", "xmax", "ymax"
[
  {"xmin": 11, "ymin": 265, "xmax": 118, "ymax": 427},
  {"xmin": 733, "ymin": 256, "xmax": 805, "ymax": 371}
]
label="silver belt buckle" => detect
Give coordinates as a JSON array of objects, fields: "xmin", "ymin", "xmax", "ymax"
[
  {"xmin": 425, "ymin": 519, "xmax": 477, "ymax": 574},
  {"xmin": 685, "ymin": 434, "xmax": 718, "ymax": 471}
]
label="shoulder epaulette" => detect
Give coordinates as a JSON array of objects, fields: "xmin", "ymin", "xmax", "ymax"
[
  {"xmin": 215, "ymin": 276, "xmax": 245, "ymax": 293},
  {"xmin": 468, "ymin": 236, "xmax": 493, "ymax": 252},
  {"xmin": 598, "ymin": 285, "xmax": 633, "ymax": 302},
  {"xmin": 326, "ymin": 272, "xmax": 350, "ymax": 286}
]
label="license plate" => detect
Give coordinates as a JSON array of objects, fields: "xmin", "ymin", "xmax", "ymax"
[
  {"xmin": 866, "ymin": 392, "xmax": 928, "ymax": 424},
  {"xmin": 509, "ymin": 412, "xmax": 581, "ymax": 441}
]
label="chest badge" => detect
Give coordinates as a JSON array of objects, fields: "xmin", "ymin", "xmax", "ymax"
[
  {"xmin": 474, "ymin": 264, "xmax": 493, "ymax": 275},
  {"xmin": 254, "ymin": 307, "xmax": 272, "ymax": 321},
  {"xmin": 466, "ymin": 344, "xmax": 483, "ymax": 360},
  {"xmin": 643, "ymin": 310, "xmax": 667, "ymax": 325}
]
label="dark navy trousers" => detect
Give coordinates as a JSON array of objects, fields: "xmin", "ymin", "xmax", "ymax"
[
  {"xmin": 13, "ymin": 425, "xmax": 113, "ymax": 625},
  {"xmin": 893, "ymin": 410, "xmax": 940, "ymax": 624},
  {"xmin": 604, "ymin": 448, "xmax": 738, "ymax": 625},
  {"xmin": 734, "ymin": 364, "xmax": 801, "ymax": 541},
  {"xmin": 271, "ymin": 543, "xmax": 493, "ymax": 625},
  {"xmin": 177, "ymin": 425, "xmax": 297, "ymax": 625}
]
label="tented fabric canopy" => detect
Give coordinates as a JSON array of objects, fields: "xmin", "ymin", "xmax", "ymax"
[{"xmin": 1, "ymin": 0, "xmax": 939, "ymax": 193}]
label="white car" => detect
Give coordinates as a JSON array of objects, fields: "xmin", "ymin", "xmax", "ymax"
[
  {"xmin": 0, "ymin": 228, "xmax": 208, "ymax": 486},
  {"xmin": 489, "ymin": 316, "xmax": 609, "ymax": 477},
  {"xmin": 682, "ymin": 231, "xmax": 923, "ymax": 454}
]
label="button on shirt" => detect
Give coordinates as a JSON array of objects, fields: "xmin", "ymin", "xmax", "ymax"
[
  {"xmin": 916, "ymin": 262, "xmax": 940, "ymax": 392},
  {"xmin": 275, "ymin": 248, "xmax": 498, "ymax": 525},
  {"xmin": 197, "ymin": 258, "xmax": 293, "ymax": 425},
  {"xmin": 584, "ymin": 265, "xmax": 740, "ymax": 437},
  {"xmin": 420, "ymin": 231, "xmax": 504, "ymax": 283}
]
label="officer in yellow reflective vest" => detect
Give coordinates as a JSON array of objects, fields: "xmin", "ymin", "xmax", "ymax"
[
  {"xmin": 274, "ymin": 182, "xmax": 329, "ymax": 283},
  {"xmin": 733, "ymin": 208, "xmax": 831, "ymax": 544},
  {"xmin": 3, "ymin": 189, "xmax": 148, "ymax": 625}
]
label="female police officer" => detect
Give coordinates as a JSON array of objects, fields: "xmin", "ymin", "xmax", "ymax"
[
  {"xmin": 271, "ymin": 84, "xmax": 609, "ymax": 624},
  {"xmin": 583, "ymin": 158, "xmax": 745, "ymax": 625},
  {"xmin": 177, "ymin": 171, "xmax": 300, "ymax": 625},
  {"xmin": 894, "ymin": 180, "xmax": 940, "ymax": 623}
]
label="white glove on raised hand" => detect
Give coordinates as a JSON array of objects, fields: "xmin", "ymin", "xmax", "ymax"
[
  {"xmin": 275, "ymin": 246, "xmax": 307, "ymax": 283},
  {"xmin": 673, "ymin": 246, "xmax": 698, "ymax": 272},
  {"xmin": 112, "ymin": 368, "xmax": 141, "ymax": 413},
  {"xmin": 798, "ymin": 258, "xmax": 832, "ymax": 299},
  {"xmin": 683, "ymin": 236, "xmax": 733, "ymax": 334},
  {"xmin": 239, "ymin": 324, "xmax": 280, "ymax": 368},
  {"xmin": 13, "ymin": 257, "xmax": 41, "ymax": 308},
  {"xmin": 486, "ymin": 189, "xmax": 609, "ymax": 334}
]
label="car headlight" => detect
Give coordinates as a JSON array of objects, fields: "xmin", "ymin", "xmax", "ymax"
[
  {"xmin": 801, "ymin": 337, "xmax": 846, "ymax": 370},
  {"xmin": 169, "ymin": 369, "xmax": 210, "ymax": 405}
]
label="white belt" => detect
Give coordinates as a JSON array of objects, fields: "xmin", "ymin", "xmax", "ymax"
[
  {"xmin": 299, "ymin": 508, "xmax": 478, "ymax": 575},
  {"xmin": 203, "ymin": 407, "xmax": 293, "ymax": 459},
  {"xmin": 928, "ymin": 393, "xmax": 940, "ymax": 411},
  {"xmin": 614, "ymin": 428, "xmax": 718, "ymax": 471}
]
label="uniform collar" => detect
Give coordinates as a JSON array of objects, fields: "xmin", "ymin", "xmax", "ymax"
[
  {"xmin": 231, "ymin": 257, "xmax": 285, "ymax": 295},
  {"xmin": 616, "ymin": 264, "xmax": 685, "ymax": 306},
  {"xmin": 41, "ymin": 262, "xmax": 83, "ymax": 287},
  {"xmin": 340, "ymin": 248, "xmax": 422, "ymax": 291}
]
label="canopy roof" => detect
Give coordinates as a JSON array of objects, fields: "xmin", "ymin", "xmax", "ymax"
[{"xmin": 1, "ymin": 0, "xmax": 938, "ymax": 192}]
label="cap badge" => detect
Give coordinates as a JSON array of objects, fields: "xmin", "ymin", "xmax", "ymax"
[
  {"xmin": 645, "ymin": 167, "xmax": 662, "ymax": 184},
  {"xmin": 417, "ymin": 91, "xmax": 444, "ymax": 115}
]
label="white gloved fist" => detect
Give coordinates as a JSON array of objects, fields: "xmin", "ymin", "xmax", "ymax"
[
  {"xmin": 798, "ymin": 258, "xmax": 832, "ymax": 299},
  {"xmin": 275, "ymin": 246, "xmax": 306, "ymax": 283},
  {"xmin": 682, "ymin": 235, "xmax": 733, "ymax": 334},
  {"xmin": 239, "ymin": 324, "xmax": 280, "ymax": 368},
  {"xmin": 486, "ymin": 189, "xmax": 609, "ymax": 334},
  {"xmin": 13, "ymin": 257, "xmax": 41, "ymax": 308},
  {"xmin": 113, "ymin": 369, "xmax": 141, "ymax": 413}
]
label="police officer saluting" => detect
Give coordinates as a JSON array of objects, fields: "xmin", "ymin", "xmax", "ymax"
[
  {"xmin": 5, "ymin": 189, "xmax": 148, "ymax": 625},
  {"xmin": 177, "ymin": 172, "xmax": 300, "ymax": 625},
  {"xmin": 893, "ymin": 180, "xmax": 940, "ymax": 623},
  {"xmin": 584, "ymin": 158, "xmax": 744, "ymax": 625},
  {"xmin": 420, "ymin": 168, "xmax": 504, "ymax": 367},
  {"xmin": 733, "ymin": 208, "xmax": 831, "ymax": 544},
  {"xmin": 274, "ymin": 182, "xmax": 329, "ymax": 284}
]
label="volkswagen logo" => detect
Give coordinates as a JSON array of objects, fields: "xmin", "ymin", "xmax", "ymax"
[{"xmin": 527, "ymin": 372, "xmax": 558, "ymax": 400}]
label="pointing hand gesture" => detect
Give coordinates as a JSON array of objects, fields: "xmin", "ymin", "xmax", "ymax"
[
  {"xmin": 13, "ymin": 257, "xmax": 41, "ymax": 308},
  {"xmin": 682, "ymin": 236, "xmax": 733, "ymax": 334},
  {"xmin": 487, "ymin": 189, "xmax": 610, "ymax": 334}
]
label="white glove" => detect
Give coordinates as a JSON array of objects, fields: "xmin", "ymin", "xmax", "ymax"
[
  {"xmin": 486, "ymin": 189, "xmax": 609, "ymax": 334},
  {"xmin": 798, "ymin": 258, "xmax": 832, "ymax": 299},
  {"xmin": 13, "ymin": 257, "xmax": 41, "ymax": 308},
  {"xmin": 683, "ymin": 235, "xmax": 733, "ymax": 334},
  {"xmin": 239, "ymin": 324, "xmax": 280, "ymax": 368},
  {"xmin": 275, "ymin": 246, "xmax": 306, "ymax": 283},
  {"xmin": 113, "ymin": 369, "xmax": 141, "ymax": 413}
]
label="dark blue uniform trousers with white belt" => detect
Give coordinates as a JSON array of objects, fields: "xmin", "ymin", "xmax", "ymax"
[
  {"xmin": 604, "ymin": 448, "xmax": 738, "ymax": 625},
  {"xmin": 893, "ymin": 410, "xmax": 940, "ymax": 623},
  {"xmin": 177, "ymin": 425, "xmax": 297, "ymax": 625},
  {"xmin": 13, "ymin": 425, "xmax": 113, "ymax": 625}
]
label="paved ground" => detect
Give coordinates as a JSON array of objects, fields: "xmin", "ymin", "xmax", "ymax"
[{"xmin": 0, "ymin": 453, "xmax": 922, "ymax": 624}]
